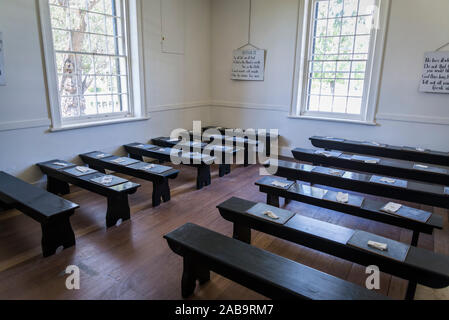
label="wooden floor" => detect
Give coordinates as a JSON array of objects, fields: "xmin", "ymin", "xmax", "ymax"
[{"xmin": 0, "ymin": 162, "xmax": 448, "ymax": 300}]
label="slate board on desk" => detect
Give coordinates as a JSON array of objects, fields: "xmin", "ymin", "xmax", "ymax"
[
  {"xmin": 141, "ymin": 164, "xmax": 173, "ymax": 174},
  {"xmin": 46, "ymin": 161, "xmax": 75, "ymax": 170},
  {"xmin": 134, "ymin": 144, "xmax": 158, "ymax": 150},
  {"xmin": 413, "ymin": 164, "xmax": 448, "ymax": 174},
  {"xmin": 351, "ymin": 155, "xmax": 380, "ymax": 163},
  {"xmin": 347, "ymin": 230, "xmax": 410, "ymax": 262},
  {"xmin": 382, "ymin": 205, "xmax": 432, "ymax": 223},
  {"xmin": 246, "ymin": 203, "xmax": 295, "ymax": 225},
  {"xmin": 295, "ymin": 184, "xmax": 328, "ymax": 200},
  {"xmin": 106, "ymin": 157, "xmax": 140, "ymax": 167},
  {"xmin": 90, "ymin": 175, "xmax": 129, "ymax": 187},
  {"xmin": 323, "ymin": 191, "xmax": 365, "ymax": 208},
  {"xmin": 315, "ymin": 150, "xmax": 342, "ymax": 158},
  {"xmin": 312, "ymin": 166, "xmax": 345, "ymax": 177},
  {"xmin": 370, "ymin": 175, "xmax": 408, "ymax": 188},
  {"xmin": 268, "ymin": 179, "xmax": 295, "ymax": 190},
  {"xmin": 87, "ymin": 151, "xmax": 113, "ymax": 159},
  {"xmin": 64, "ymin": 167, "xmax": 98, "ymax": 177}
]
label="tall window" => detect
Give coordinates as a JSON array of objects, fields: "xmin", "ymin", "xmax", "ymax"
[
  {"xmin": 295, "ymin": 0, "xmax": 388, "ymax": 122},
  {"xmin": 40, "ymin": 0, "xmax": 144, "ymax": 128}
]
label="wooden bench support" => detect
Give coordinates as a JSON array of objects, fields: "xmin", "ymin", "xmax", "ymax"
[
  {"xmin": 152, "ymin": 180, "xmax": 171, "ymax": 207},
  {"xmin": 197, "ymin": 166, "xmax": 212, "ymax": 190},
  {"xmin": 106, "ymin": 194, "xmax": 131, "ymax": 228},
  {"xmin": 47, "ymin": 176, "xmax": 70, "ymax": 195},
  {"xmin": 41, "ymin": 211, "xmax": 76, "ymax": 257},
  {"xmin": 233, "ymin": 223, "xmax": 251, "ymax": 244},
  {"xmin": 181, "ymin": 256, "xmax": 211, "ymax": 298},
  {"xmin": 219, "ymin": 164, "xmax": 231, "ymax": 177}
]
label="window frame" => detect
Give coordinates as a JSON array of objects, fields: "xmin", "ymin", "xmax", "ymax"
[
  {"xmin": 38, "ymin": 0, "xmax": 146, "ymax": 130},
  {"xmin": 291, "ymin": 0, "xmax": 390, "ymax": 124}
]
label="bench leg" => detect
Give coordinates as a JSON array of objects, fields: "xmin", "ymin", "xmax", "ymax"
[
  {"xmin": 233, "ymin": 224, "xmax": 251, "ymax": 244},
  {"xmin": 196, "ymin": 166, "xmax": 211, "ymax": 190},
  {"xmin": 411, "ymin": 231, "xmax": 420, "ymax": 247},
  {"xmin": 41, "ymin": 211, "xmax": 76, "ymax": 257},
  {"xmin": 267, "ymin": 194, "xmax": 280, "ymax": 207},
  {"xmin": 218, "ymin": 164, "xmax": 232, "ymax": 177},
  {"xmin": 106, "ymin": 194, "xmax": 131, "ymax": 228},
  {"xmin": 405, "ymin": 281, "xmax": 417, "ymax": 300},
  {"xmin": 47, "ymin": 176, "xmax": 70, "ymax": 195},
  {"xmin": 129, "ymin": 153, "xmax": 143, "ymax": 161},
  {"xmin": 152, "ymin": 180, "xmax": 171, "ymax": 207},
  {"xmin": 181, "ymin": 257, "xmax": 210, "ymax": 298}
]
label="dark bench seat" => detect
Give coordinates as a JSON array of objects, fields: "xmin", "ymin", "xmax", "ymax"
[
  {"xmin": 124, "ymin": 143, "xmax": 215, "ymax": 190},
  {"xmin": 292, "ymin": 147, "xmax": 449, "ymax": 185},
  {"xmin": 266, "ymin": 160, "xmax": 449, "ymax": 210},
  {"xmin": 79, "ymin": 151, "xmax": 179, "ymax": 207},
  {"xmin": 217, "ymin": 197, "xmax": 449, "ymax": 300},
  {"xmin": 151, "ymin": 137, "xmax": 237, "ymax": 177},
  {"xmin": 164, "ymin": 223, "xmax": 388, "ymax": 300},
  {"xmin": 0, "ymin": 171, "xmax": 79, "ymax": 257},
  {"xmin": 255, "ymin": 176, "xmax": 443, "ymax": 246},
  {"xmin": 37, "ymin": 160, "xmax": 140, "ymax": 228},
  {"xmin": 310, "ymin": 136, "xmax": 449, "ymax": 167}
]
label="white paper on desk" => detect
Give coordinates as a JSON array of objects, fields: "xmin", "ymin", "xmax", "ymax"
[
  {"xmin": 381, "ymin": 202, "xmax": 402, "ymax": 214},
  {"xmin": 112, "ymin": 158, "xmax": 125, "ymax": 164},
  {"xmin": 76, "ymin": 166, "xmax": 90, "ymax": 173},
  {"xmin": 143, "ymin": 164, "xmax": 156, "ymax": 171},
  {"xmin": 414, "ymin": 164, "xmax": 429, "ymax": 169},
  {"xmin": 100, "ymin": 175, "xmax": 113, "ymax": 184},
  {"xmin": 336, "ymin": 192, "xmax": 349, "ymax": 203},
  {"xmin": 53, "ymin": 162, "xmax": 68, "ymax": 167},
  {"xmin": 96, "ymin": 154, "xmax": 107, "ymax": 159},
  {"xmin": 368, "ymin": 240, "xmax": 388, "ymax": 251},
  {"xmin": 380, "ymin": 177, "xmax": 396, "ymax": 184},
  {"xmin": 271, "ymin": 180, "xmax": 290, "ymax": 188}
]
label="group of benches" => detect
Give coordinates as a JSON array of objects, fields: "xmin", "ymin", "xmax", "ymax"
[
  {"xmin": 165, "ymin": 136, "xmax": 449, "ymax": 300},
  {"xmin": 0, "ymin": 126, "xmax": 268, "ymax": 258}
]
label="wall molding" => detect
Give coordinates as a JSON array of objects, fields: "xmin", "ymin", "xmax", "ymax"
[
  {"xmin": 148, "ymin": 101, "xmax": 211, "ymax": 113},
  {"xmin": 376, "ymin": 113, "xmax": 449, "ymax": 126},
  {"xmin": 0, "ymin": 118, "xmax": 51, "ymax": 132},
  {"xmin": 210, "ymin": 100, "xmax": 290, "ymax": 112}
]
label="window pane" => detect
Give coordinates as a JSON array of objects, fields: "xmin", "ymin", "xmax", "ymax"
[
  {"xmin": 305, "ymin": 0, "xmax": 375, "ymax": 117},
  {"xmin": 48, "ymin": 0, "xmax": 130, "ymax": 120}
]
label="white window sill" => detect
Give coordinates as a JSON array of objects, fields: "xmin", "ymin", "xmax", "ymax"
[
  {"xmin": 288, "ymin": 114, "xmax": 378, "ymax": 126},
  {"xmin": 49, "ymin": 116, "xmax": 150, "ymax": 132}
]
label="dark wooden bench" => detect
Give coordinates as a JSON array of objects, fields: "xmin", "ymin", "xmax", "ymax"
[
  {"xmin": 310, "ymin": 136, "xmax": 449, "ymax": 167},
  {"xmin": 255, "ymin": 175, "xmax": 443, "ymax": 246},
  {"xmin": 202, "ymin": 126, "xmax": 278, "ymax": 157},
  {"xmin": 0, "ymin": 171, "xmax": 79, "ymax": 257},
  {"xmin": 164, "ymin": 223, "xmax": 388, "ymax": 300},
  {"xmin": 151, "ymin": 137, "xmax": 237, "ymax": 177},
  {"xmin": 266, "ymin": 159, "xmax": 449, "ymax": 210},
  {"xmin": 37, "ymin": 160, "xmax": 140, "ymax": 228},
  {"xmin": 124, "ymin": 143, "xmax": 215, "ymax": 190},
  {"xmin": 292, "ymin": 147, "xmax": 449, "ymax": 185},
  {"xmin": 217, "ymin": 197, "xmax": 449, "ymax": 300},
  {"xmin": 79, "ymin": 151, "xmax": 179, "ymax": 207}
]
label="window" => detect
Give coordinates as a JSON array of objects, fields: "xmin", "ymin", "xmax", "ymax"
[
  {"xmin": 293, "ymin": 0, "xmax": 389, "ymax": 123},
  {"xmin": 39, "ymin": 0, "xmax": 145, "ymax": 129}
]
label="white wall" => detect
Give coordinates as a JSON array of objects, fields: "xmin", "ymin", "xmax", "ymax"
[
  {"xmin": 0, "ymin": 0, "xmax": 212, "ymax": 182},
  {"xmin": 210, "ymin": 0, "xmax": 449, "ymax": 156}
]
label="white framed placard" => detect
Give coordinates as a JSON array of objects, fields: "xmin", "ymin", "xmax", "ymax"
[
  {"xmin": 419, "ymin": 51, "xmax": 449, "ymax": 94},
  {"xmin": 0, "ymin": 32, "xmax": 6, "ymax": 86},
  {"xmin": 231, "ymin": 48, "xmax": 265, "ymax": 81}
]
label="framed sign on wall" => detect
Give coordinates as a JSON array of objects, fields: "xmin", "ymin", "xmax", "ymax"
[{"xmin": 420, "ymin": 50, "xmax": 449, "ymax": 94}]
